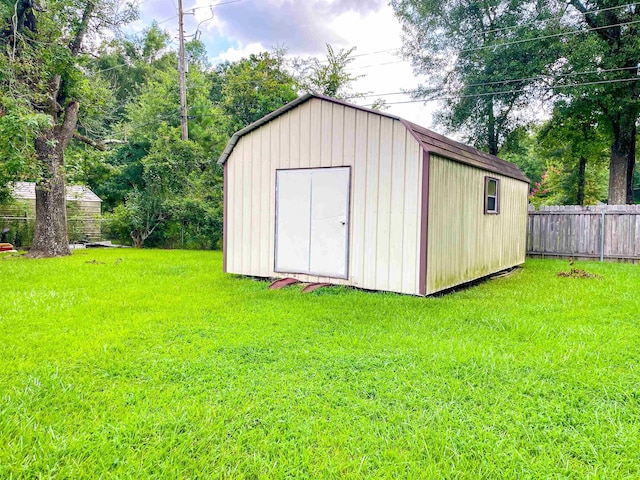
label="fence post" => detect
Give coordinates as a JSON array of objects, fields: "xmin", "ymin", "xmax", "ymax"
[{"xmin": 600, "ymin": 208, "xmax": 605, "ymax": 262}]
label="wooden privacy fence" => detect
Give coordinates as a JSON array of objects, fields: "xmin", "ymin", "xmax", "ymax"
[{"xmin": 527, "ymin": 205, "xmax": 640, "ymax": 262}]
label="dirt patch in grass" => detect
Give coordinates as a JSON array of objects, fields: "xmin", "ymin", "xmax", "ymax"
[{"xmin": 557, "ymin": 268, "xmax": 603, "ymax": 279}]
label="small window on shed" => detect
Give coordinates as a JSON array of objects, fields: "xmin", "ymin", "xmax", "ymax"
[{"xmin": 484, "ymin": 177, "xmax": 499, "ymax": 214}]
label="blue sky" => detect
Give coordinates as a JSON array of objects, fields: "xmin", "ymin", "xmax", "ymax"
[{"xmin": 133, "ymin": 0, "xmax": 435, "ymax": 126}]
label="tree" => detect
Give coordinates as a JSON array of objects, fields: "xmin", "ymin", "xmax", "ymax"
[
  {"xmin": 556, "ymin": 1, "xmax": 640, "ymax": 204},
  {"xmin": 499, "ymin": 126, "xmax": 547, "ymax": 185},
  {"xmin": 106, "ymin": 125, "xmax": 216, "ymax": 248},
  {"xmin": 500, "ymin": 105, "xmax": 609, "ymax": 207},
  {"xmin": 391, "ymin": 0, "xmax": 558, "ymax": 155},
  {"xmin": 534, "ymin": 104, "xmax": 609, "ymax": 206},
  {"xmin": 0, "ymin": 98, "xmax": 49, "ymax": 204},
  {"xmin": 97, "ymin": 33, "xmax": 225, "ymax": 248},
  {"xmin": 393, "ymin": 0, "xmax": 640, "ymax": 203},
  {"xmin": 295, "ymin": 44, "xmax": 364, "ymax": 100},
  {"xmin": 0, "ymin": 0, "xmax": 136, "ymax": 257},
  {"xmin": 89, "ymin": 24, "xmax": 174, "ymax": 124},
  {"xmin": 215, "ymin": 49, "xmax": 298, "ymax": 136}
]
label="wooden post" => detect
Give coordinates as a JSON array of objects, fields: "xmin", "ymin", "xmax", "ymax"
[{"xmin": 600, "ymin": 209, "xmax": 605, "ymax": 262}]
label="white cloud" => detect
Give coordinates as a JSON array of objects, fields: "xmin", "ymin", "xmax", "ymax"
[
  {"xmin": 215, "ymin": 42, "xmax": 266, "ymax": 63},
  {"xmin": 324, "ymin": 5, "xmax": 437, "ymax": 129}
]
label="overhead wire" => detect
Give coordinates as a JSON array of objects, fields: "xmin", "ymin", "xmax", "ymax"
[
  {"xmin": 463, "ymin": 1, "xmax": 640, "ymax": 38},
  {"xmin": 460, "ymin": 18, "xmax": 640, "ymax": 54},
  {"xmin": 100, "ymin": 74, "xmax": 640, "ymax": 141},
  {"xmin": 186, "ymin": 0, "xmax": 243, "ymax": 13},
  {"xmin": 322, "ymin": 2, "xmax": 640, "ymax": 66},
  {"xmin": 363, "ymin": 77, "xmax": 640, "ymax": 106},
  {"xmin": 91, "ymin": 62, "xmax": 639, "ymax": 100},
  {"xmin": 346, "ymin": 17, "xmax": 640, "ymax": 71},
  {"xmin": 446, "ymin": 65, "xmax": 640, "ymax": 89},
  {"xmin": 120, "ymin": 75, "xmax": 640, "ymax": 125},
  {"xmin": 91, "ymin": 1, "xmax": 640, "ymax": 120},
  {"xmin": 157, "ymin": 0, "xmax": 243, "ymax": 24}
]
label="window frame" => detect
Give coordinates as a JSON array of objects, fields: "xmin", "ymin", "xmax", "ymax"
[{"xmin": 484, "ymin": 176, "xmax": 500, "ymax": 215}]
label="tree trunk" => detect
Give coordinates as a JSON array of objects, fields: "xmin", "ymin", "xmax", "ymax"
[
  {"xmin": 576, "ymin": 155, "xmax": 586, "ymax": 205},
  {"xmin": 28, "ymin": 102, "xmax": 79, "ymax": 258},
  {"xmin": 486, "ymin": 97, "xmax": 498, "ymax": 156},
  {"xmin": 131, "ymin": 233, "xmax": 143, "ymax": 248},
  {"xmin": 609, "ymin": 113, "xmax": 636, "ymax": 205},
  {"xmin": 626, "ymin": 136, "xmax": 636, "ymax": 204}
]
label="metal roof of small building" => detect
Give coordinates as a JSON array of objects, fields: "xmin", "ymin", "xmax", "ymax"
[
  {"xmin": 218, "ymin": 93, "xmax": 529, "ymax": 183},
  {"xmin": 11, "ymin": 182, "xmax": 102, "ymax": 203}
]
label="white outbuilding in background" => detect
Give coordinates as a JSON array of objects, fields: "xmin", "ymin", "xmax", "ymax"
[{"xmin": 219, "ymin": 94, "xmax": 530, "ymax": 295}]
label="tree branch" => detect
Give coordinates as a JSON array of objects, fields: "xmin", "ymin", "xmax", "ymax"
[
  {"xmin": 73, "ymin": 132, "xmax": 105, "ymax": 151},
  {"xmin": 69, "ymin": 1, "xmax": 96, "ymax": 56},
  {"xmin": 73, "ymin": 133, "xmax": 126, "ymax": 151},
  {"xmin": 568, "ymin": 0, "xmax": 617, "ymax": 43},
  {"xmin": 47, "ymin": 74, "xmax": 62, "ymax": 119},
  {"xmin": 56, "ymin": 101, "xmax": 80, "ymax": 152}
]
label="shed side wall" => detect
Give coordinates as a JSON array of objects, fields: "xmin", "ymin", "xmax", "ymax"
[
  {"xmin": 0, "ymin": 199, "xmax": 101, "ymax": 239},
  {"xmin": 426, "ymin": 154, "xmax": 528, "ymax": 294},
  {"xmin": 225, "ymin": 98, "xmax": 423, "ymax": 294}
]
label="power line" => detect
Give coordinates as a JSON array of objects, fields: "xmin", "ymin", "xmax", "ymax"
[
  {"xmin": 364, "ymin": 77, "xmax": 640, "ymax": 106},
  {"xmin": 397, "ymin": 65, "xmax": 640, "ymax": 94},
  {"xmin": 99, "ymin": 7, "xmax": 640, "ymax": 84},
  {"xmin": 317, "ymin": 47, "xmax": 401, "ymax": 64},
  {"xmin": 350, "ymin": 47, "xmax": 400, "ymax": 58},
  {"xmin": 91, "ymin": 61, "xmax": 638, "ymax": 100},
  {"xmin": 104, "ymin": 77, "xmax": 640, "ymax": 136},
  {"xmin": 157, "ymin": 14, "xmax": 178, "ymax": 25},
  {"xmin": 186, "ymin": 0, "xmax": 243, "ymax": 13},
  {"xmin": 465, "ymin": 2, "xmax": 640, "ymax": 38},
  {"xmin": 326, "ymin": 2, "xmax": 640, "ymax": 69},
  {"xmin": 346, "ymin": 17, "xmax": 640, "ymax": 71},
  {"xmin": 345, "ymin": 65, "xmax": 640, "ymax": 99},
  {"xmin": 349, "ymin": 60, "xmax": 406, "ymax": 70},
  {"xmin": 308, "ymin": 3, "xmax": 640, "ymax": 66},
  {"xmin": 461, "ymin": 18, "xmax": 640, "ymax": 54},
  {"xmin": 93, "ymin": 63, "xmax": 132, "ymax": 74},
  {"xmin": 157, "ymin": 0, "xmax": 243, "ymax": 24}
]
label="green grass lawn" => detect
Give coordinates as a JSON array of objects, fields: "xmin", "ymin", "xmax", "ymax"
[{"xmin": 1, "ymin": 249, "xmax": 639, "ymax": 479}]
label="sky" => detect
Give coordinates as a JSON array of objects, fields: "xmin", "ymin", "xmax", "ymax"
[{"xmin": 132, "ymin": 0, "xmax": 438, "ymax": 128}]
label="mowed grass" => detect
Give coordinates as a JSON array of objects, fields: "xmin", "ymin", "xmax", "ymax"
[{"xmin": 0, "ymin": 249, "xmax": 639, "ymax": 479}]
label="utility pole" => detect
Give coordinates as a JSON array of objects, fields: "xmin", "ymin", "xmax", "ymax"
[{"xmin": 177, "ymin": 0, "xmax": 188, "ymax": 140}]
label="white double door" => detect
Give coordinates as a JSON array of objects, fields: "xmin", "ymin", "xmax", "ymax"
[{"xmin": 275, "ymin": 167, "xmax": 350, "ymax": 278}]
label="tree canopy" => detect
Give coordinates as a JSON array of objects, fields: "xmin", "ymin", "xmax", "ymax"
[
  {"xmin": 295, "ymin": 44, "xmax": 364, "ymax": 100},
  {"xmin": 392, "ymin": 0, "xmax": 640, "ymax": 203}
]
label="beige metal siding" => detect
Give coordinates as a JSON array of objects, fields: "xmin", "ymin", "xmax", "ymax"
[
  {"xmin": 225, "ymin": 98, "xmax": 424, "ymax": 295},
  {"xmin": 426, "ymin": 154, "xmax": 528, "ymax": 294}
]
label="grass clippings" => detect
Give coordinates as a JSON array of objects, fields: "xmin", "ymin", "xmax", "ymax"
[{"xmin": 557, "ymin": 268, "xmax": 604, "ymax": 280}]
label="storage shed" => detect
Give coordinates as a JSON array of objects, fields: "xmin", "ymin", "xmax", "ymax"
[
  {"xmin": 219, "ymin": 94, "xmax": 529, "ymax": 295},
  {"xmin": 6, "ymin": 182, "xmax": 102, "ymax": 241}
]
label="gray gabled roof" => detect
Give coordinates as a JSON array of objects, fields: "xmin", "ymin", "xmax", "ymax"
[
  {"xmin": 11, "ymin": 182, "xmax": 102, "ymax": 202},
  {"xmin": 218, "ymin": 94, "xmax": 529, "ymax": 183}
]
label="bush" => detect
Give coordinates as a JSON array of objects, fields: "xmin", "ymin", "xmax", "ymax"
[{"xmin": 0, "ymin": 218, "xmax": 35, "ymax": 248}]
